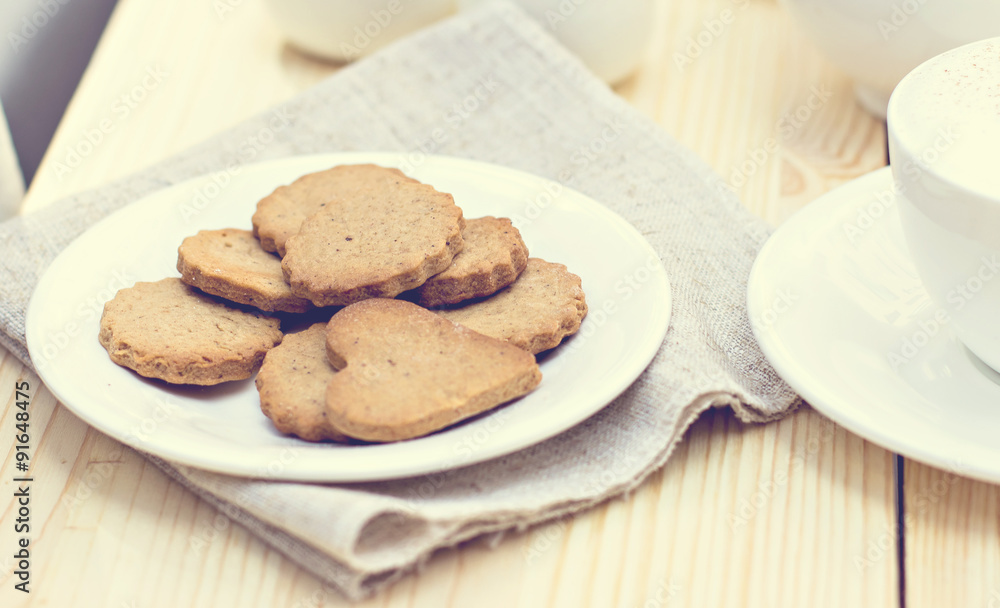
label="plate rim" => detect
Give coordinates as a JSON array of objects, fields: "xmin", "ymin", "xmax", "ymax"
[{"xmin": 26, "ymin": 152, "xmax": 672, "ymax": 481}]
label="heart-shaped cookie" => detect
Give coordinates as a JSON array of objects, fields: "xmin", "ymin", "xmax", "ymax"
[{"xmin": 324, "ymin": 299, "xmax": 541, "ymax": 442}]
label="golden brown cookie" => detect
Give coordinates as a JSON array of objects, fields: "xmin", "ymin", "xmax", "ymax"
[
  {"xmin": 177, "ymin": 228, "xmax": 313, "ymax": 313},
  {"xmin": 324, "ymin": 299, "xmax": 541, "ymax": 442},
  {"xmin": 436, "ymin": 258, "xmax": 587, "ymax": 354},
  {"xmin": 252, "ymin": 164, "xmax": 419, "ymax": 255},
  {"xmin": 98, "ymin": 278, "xmax": 283, "ymax": 385},
  {"xmin": 414, "ymin": 216, "xmax": 528, "ymax": 307},
  {"xmin": 255, "ymin": 323, "xmax": 350, "ymax": 442},
  {"xmin": 281, "ymin": 180, "xmax": 465, "ymax": 307}
]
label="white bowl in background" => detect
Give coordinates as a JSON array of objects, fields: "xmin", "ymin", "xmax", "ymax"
[
  {"xmin": 458, "ymin": 0, "xmax": 655, "ymax": 84},
  {"xmin": 780, "ymin": 0, "xmax": 1000, "ymax": 118},
  {"xmin": 263, "ymin": 0, "xmax": 455, "ymax": 62}
]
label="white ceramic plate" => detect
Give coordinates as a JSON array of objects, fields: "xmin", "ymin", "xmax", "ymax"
[
  {"xmin": 748, "ymin": 167, "xmax": 1000, "ymax": 483},
  {"xmin": 26, "ymin": 153, "xmax": 671, "ymax": 481}
]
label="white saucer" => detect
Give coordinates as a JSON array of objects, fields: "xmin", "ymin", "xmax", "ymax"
[{"xmin": 748, "ymin": 167, "xmax": 1000, "ymax": 483}]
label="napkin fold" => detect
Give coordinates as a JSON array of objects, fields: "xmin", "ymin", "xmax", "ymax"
[{"xmin": 0, "ymin": 2, "xmax": 799, "ymax": 599}]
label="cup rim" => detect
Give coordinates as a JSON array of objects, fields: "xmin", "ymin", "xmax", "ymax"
[{"xmin": 886, "ymin": 36, "xmax": 1000, "ymax": 207}]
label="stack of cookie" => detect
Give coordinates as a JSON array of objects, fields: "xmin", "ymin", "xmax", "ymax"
[{"xmin": 98, "ymin": 164, "xmax": 587, "ymax": 443}]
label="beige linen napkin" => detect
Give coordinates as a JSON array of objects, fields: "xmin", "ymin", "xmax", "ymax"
[{"xmin": 0, "ymin": 2, "xmax": 799, "ymax": 599}]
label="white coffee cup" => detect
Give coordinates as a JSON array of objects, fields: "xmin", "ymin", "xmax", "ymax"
[
  {"xmin": 263, "ymin": 0, "xmax": 455, "ymax": 62},
  {"xmin": 888, "ymin": 37, "xmax": 1000, "ymax": 371},
  {"xmin": 780, "ymin": 0, "xmax": 1000, "ymax": 118}
]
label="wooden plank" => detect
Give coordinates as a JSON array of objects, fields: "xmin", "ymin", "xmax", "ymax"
[
  {"xmin": 0, "ymin": 0, "xmax": 901, "ymax": 606},
  {"xmin": 904, "ymin": 461, "xmax": 1000, "ymax": 607}
]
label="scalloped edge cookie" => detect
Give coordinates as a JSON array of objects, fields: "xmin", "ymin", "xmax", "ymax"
[
  {"xmin": 414, "ymin": 216, "xmax": 528, "ymax": 307},
  {"xmin": 99, "ymin": 278, "xmax": 283, "ymax": 385},
  {"xmin": 252, "ymin": 164, "xmax": 418, "ymax": 256},
  {"xmin": 281, "ymin": 179, "xmax": 465, "ymax": 307},
  {"xmin": 435, "ymin": 258, "xmax": 587, "ymax": 354}
]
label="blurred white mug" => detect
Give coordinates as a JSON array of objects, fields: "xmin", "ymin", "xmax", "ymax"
[
  {"xmin": 266, "ymin": 0, "xmax": 655, "ymax": 84},
  {"xmin": 263, "ymin": 0, "xmax": 456, "ymax": 62},
  {"xmin": 458, "ymin": 0, "xmax": 655, "ymax": 83}
]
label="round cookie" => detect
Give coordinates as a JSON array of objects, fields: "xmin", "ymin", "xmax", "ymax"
[
  {"xmin": 98, "ymin": 278, "xmax": 283, "ymax": 385},
  {"xmin": 281, "ymin": 179, "xmax": 465, "ymax": 307},
  {"xmin": 414, "ymin": 216, "xmax": 529, "ymax": 307},
  {"xmin": 177, "ymin": 228, "xmax": 313, "ymax": 313},
  {"xmin": 324, "ymin": 299, "xmax": 542, "ymax": 443},
  {"xmin": 435, "ymin": 258, "xmax": 587, "ymax": 354},
  {"xmin": 255, "ymin": 323, "xmax": 350, "ymax": 442},
  {"xmin": 252, "ymin": 164, "xmax": 419, "ymax": 256}
]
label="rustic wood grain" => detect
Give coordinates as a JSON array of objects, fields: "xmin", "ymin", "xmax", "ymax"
[{"xmin": 904, "ymin": 461, "xmax": 1000, "ymax": 608}]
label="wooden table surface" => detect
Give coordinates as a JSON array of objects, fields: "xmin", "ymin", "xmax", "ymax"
[{"xmin": 3, "ymin": 0, "xmax": 999, "ymax": 606}]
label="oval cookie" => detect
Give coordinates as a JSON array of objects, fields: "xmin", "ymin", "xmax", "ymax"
[
  {"xmin": 324, "ymin": 299, "xmax": 541, "ymax": 442},
  {"xmin": 98, "ymin": 278, "xmax": 283, "ymax": 385},
  {"xmin": 414, "ymin": 216, "xmax": 529, "ymax": 307},
  {"xmin": 177, "ymin": 228, "xmax": 313, "ymax": 313},
  {"xmin": 435, "ymin": 258, "xmax": 587, "ymax": 354}
]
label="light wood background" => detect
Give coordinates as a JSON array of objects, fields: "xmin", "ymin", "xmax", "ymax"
[{"xmin": 2, "ymin": 0, "xmax": 998, "ymax": 606}]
